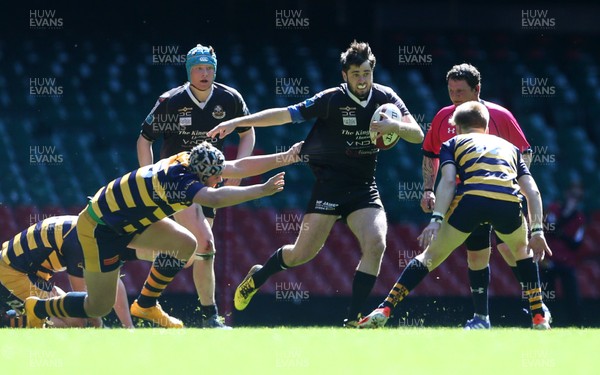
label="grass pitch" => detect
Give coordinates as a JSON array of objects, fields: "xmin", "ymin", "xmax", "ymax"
[{"xmin": 1, "ymin": 327, "xmax": 597, "ymax": 374}]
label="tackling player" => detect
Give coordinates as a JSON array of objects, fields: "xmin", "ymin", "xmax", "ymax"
[
  {"xmin": 24, "ymin": 142, "xmax": 301, "ymax": 328},
  {"xmin": 137, "ymin": 44, "xmax": 255, "ymax": 328},
  {"xmin": 420, "ymin": 63, "xmax": 548, "ymax": 329},
  {"xmin": 358, "ymin": 101, "xmax": 552, "ymax": 330},
  {"xmin": 0, "ymin": 216, "xmax": 133, "ymax": 328},
  {"xmin": 208, "ymin": 40, "xmax": 423, "ymax": 327}
]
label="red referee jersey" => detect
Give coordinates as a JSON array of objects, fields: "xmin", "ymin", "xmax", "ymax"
[{"xmin": 422, "ymin": 100, "xmax": 531, "ymax": 158}]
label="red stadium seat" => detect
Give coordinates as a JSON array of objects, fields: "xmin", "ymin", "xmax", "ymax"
[{"xmin": 0, "ymin": 206, "xmax": 18, "ymax": 242}]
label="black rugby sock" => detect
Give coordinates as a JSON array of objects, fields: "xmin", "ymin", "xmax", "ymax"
[
  {"xmin": 468, "ymin": 267, "xmax": 490, "ymax": 316},
  {"xmin": 347, "ymin": 271, "xmax": 377, "ymax": 321},
  {"xmin": 252, "ymin": 248, "xmax": 288, "ymax": 288},
  {"xmin": 200, "ymin": 304, "xmax": 217, "ymax": 319}
]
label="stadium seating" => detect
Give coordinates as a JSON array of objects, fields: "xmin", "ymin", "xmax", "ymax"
[{"xmin": 1, "ymin": 31, "xmax": 599, "ymax": 306}]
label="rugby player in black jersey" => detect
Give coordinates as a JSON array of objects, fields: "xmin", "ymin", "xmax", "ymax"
[
  {"xmin": 208, "ymin": 41, "xmax": 423, "ymax": 326},
  {"xmin": 137, "ymin": 44, "xmax": 255, "ymax": 328}
]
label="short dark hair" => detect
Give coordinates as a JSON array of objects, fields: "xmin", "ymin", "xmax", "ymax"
[
  {"xmin": 340, "ymin": 40, "xmax": 376, "ymax": 72},
  {"xmin": 446, "ymin": 63, "xmax": 481, "ymax": 89},
  {"xmin": 449, "ymin": 101, "xmax": 489, "ymax": 130}
]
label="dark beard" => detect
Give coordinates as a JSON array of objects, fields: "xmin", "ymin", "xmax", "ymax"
[{"xmin": 349, "ymin": 86, "xmax": 368, "ymax": 100}]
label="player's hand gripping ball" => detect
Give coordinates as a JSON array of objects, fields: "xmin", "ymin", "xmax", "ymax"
[{"xmin": 370, "ymin": 103, "xmax": 401, "ymax": 150}]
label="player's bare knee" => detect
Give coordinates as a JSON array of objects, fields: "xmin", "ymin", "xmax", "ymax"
[
  {"xmin": 172, "ymin": 235, "xmax": 197, "ymax": 260},
  {"xmin": 194, "ymin": 239, "xmax": 216, "ymax": 261},
  {"xmin": 362, "ymin": 238, "xmax": 386, "ymax": 259},
  {"xmin": 467, "ymin": 249, "xmax": 490, "ymax": 270},
  {"xmin": 285, "ymin": 244, "xmax": 319, "ymax": 267}
]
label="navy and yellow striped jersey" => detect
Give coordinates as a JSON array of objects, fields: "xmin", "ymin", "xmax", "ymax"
[
  {"xmin": 88, "ymin": 152, "xmax": 205, "ymax": 235},
  {"xmin": 440, "ymin": 133, "xmax": 530, "ymax": 202},
  {"xmin": 0, "ymin": 216, "xmax": 83, "ymax": 280}
]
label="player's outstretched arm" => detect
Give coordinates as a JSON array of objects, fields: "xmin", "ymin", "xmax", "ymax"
[
  {"xmin": 194, "ymin": 172, "xmax": 286, "ymax": 208},
  {"xmin": 222, "ymin": 141, "xmax": 303, "ymax": 179},
  {"xmin": 207, "ymin": 108, "xmax": 292, "ymax": 139}
]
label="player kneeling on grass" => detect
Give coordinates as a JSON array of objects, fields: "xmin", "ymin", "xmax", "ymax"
[
  {"xmin": 0, "ymin": 216, "xmax": 133, "ymax": 328},
  {"xmin": 357, "ymin": 101, "xmax": 553, "ymax": 330},
  {"xmin": 24, "ymin": 141, "xmax": 302, "ymax": 328}
]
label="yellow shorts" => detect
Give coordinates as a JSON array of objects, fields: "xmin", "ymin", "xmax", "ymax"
[
  {"xmin": 0, "ymin": 259, "xmax": 53, "ymax": 301},
  {"xmin": 77, "ymin": 210, "xmax": 133, "ymax": 273}
]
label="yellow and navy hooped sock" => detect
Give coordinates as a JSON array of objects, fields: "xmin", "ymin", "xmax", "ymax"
[
  {"xmin": 516, "ymin": 258, "xmax": 544, "ymax": 317},
  {"xmin": 381, "ymin": 258, "xmax": 429, "ymax": 309},
  {"xmin": 33, "ymin": 292, "xmax": 88, "ymax": 319},
  {"xmin": 137, "ymin": 254, "xmax": 186, "ymax": 308}
]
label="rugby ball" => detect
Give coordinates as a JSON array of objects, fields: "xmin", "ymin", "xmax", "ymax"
[{"xmin": 370, "ymin": 103, "xmax": 401, "ymax": 150}]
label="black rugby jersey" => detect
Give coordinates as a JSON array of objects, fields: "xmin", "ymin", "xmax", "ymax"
[
  {"xmin": 289, "ymin": 83, "xmax": 410, "ymax": 182},
  {"xmin": 141, "ymin": 82, "xmax": 251, "ymax": 158}
]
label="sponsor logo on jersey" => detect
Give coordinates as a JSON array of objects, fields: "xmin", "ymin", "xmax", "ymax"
[
  {"xmin": 340, "ymin": 106, "xmax": 357, "ymax": 126},
  {"xmin": 178, "ymin": 107, "xmax": 193, "ymax": 116},
  {"xmin": 212, "ymin": 105, "xmax": 226, "ymax": 119},
  {"xmin": 179, "ymin": 117, "xmax": 192, "ymax": 126}
]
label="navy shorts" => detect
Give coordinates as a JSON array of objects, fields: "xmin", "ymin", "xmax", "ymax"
[
  {"xmin": 448, "ymin": 194, "xmax": 523, "ymax": 250},
  {"xmin": 78, "ymin": 210, "xmax": 135, "ymax": 273},
  {"xmin": 464, "ymin": 223, "xmax": 506, "ymax": 251}
]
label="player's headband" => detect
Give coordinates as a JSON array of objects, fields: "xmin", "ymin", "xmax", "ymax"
[{"xmin": 186, "ymin": 44, "xmax": 217, "ymax": 81}]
